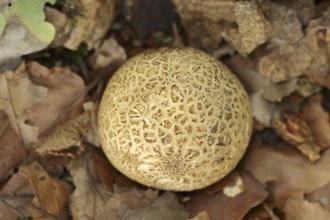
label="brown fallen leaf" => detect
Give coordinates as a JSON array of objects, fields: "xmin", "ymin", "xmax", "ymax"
[
  {"xmin": 69, "ymin": 151, "xmax": 157, "ymax": 220},
  {"xmin": 45, "ymin": 6, "xmax": 71, "ymax": 48},
  {"xmin": 185, "ymin": 170, "xmax": 268, "ymax": 220},
  {"xmin": 284, "ymin": 193, "xmax": 330, "ymax": 220},
  {"xmin": 88, "ymin": 37, "xmax": 127, "ymax": 70},
  {"xmin": 19, "ymin": 162, "xmax": 72, "ymax": 220},
  {"xmin": 0, "ymin": 173, "xmax": 34, "ymax": 219},
  {"xmin": 242, "ymin": 137, "xmax": 330, "ymax": 208},
  {"xmin": 0, "ymin": 111, "xmax": 26, "ymax": 182},
  {"xmin": 119, "ymin": 192, "xmax": 188, "ymax": 220},
  {"xmin": 0, "ymin": 63, "xmax": 47, "ymax": 145},
  {"xmin": 272, "ymin": 112, "xmax": 322, "ymax": 162},
  {"xmin": 61, "ymin": 0, "xmax": 116, "ymax": 50},
  {"xmin": 26, "ymin": 61, "xmax": 85, "ymax": 139},
  {"xmin": 188, "ymin": 211, "xmax": 211, "ymax": 220},
  {"xmin": 301, "ymin": 93, "xmax": 330, "ymax": 149},
  {"xmin": 306, "ymin": 181, "xmax": 330, "ymax": 212}
]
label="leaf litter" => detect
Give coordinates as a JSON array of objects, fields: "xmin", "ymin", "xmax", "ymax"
[{"xmin": 1, "ymin": 0, "xmax": 330, "ymax": 219}]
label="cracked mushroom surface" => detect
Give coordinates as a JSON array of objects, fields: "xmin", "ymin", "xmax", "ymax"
[{"xmin": 98, "ymin": 47, "xmax": 252, "ymax": 191}]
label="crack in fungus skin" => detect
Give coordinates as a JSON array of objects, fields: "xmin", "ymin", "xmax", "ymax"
[{"xmin": 98, "ymin": 47, "xmax": 252, "ymax": 191}]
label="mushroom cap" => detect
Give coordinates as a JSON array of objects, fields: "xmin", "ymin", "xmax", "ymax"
[{"xmin": 98, "ymin": 47, "xmax": 252, "ymax": 191}]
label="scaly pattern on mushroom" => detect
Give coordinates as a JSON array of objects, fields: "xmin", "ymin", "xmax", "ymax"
[{"xmin": 98, "ymin": 47, "xmax": 252, "ymax": 191}]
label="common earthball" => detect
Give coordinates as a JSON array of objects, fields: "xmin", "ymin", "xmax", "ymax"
[{"xmin": 98, "ymin": 47, "xmax": 252, "ymax": 191}]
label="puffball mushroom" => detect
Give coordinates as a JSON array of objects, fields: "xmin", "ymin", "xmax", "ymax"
[{"xmin": 98, "ymin": 47, "xmax": 252, "ymax": 191}]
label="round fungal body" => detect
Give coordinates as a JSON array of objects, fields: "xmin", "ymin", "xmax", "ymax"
[{"xmin": 98, "ymin": 47, "xmax": 252, "ymax": 191}]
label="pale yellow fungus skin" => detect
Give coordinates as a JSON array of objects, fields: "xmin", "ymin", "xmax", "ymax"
[{"xmin": 98, "ymin": 47, "xmax": 252, "ymax": 191}]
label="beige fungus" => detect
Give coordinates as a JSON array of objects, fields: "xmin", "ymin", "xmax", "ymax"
[{"xmin": 98, "ymin": 47, "xmax": 252, "ymax": 191}]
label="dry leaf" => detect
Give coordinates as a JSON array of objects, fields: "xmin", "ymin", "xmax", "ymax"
[
  {"xmin": 26, "ymin": 61, "xmax": 85, "ymax": 139},
  {"xmin": 69, "ymin": 151, "xmax": 158, "ymax": 220},
  {"xmin": 19, "ymin": 162, "xmax": 72, "ymax": 219},
  {"xmin": 45, "ymin": 6, "xmax": 71, "ymax": 48},
  {"xmin": 188, "ymin": 211, "xmax": 211, "ymax": 220},
  {"xmin": 185, "ymin": 170, "xmax": 267, "ymax": 220},
  {"xmin": 242, "ymin": 138, "xmax": 330, "ymax": 207},
  {"xmin": 0, "ymin": 111, "xmax": 26, "ymax": 182},
  {"xmin": 284, "ymin": 193, "xmax": 330, "ymax": 220},
  {"xmin": 301, "ymin": 93, "xmax": 330, "ymax": 149},
  {"xmin": 0, "ymin": 63, "xmax": 47, "ymax": 145},
  {"xmin": 88, "ymin": 37, "xmax": 127, "ymax": 69},
  {"xmin": 120, "ymin": 192, "xmax": 188, "ymax": 220},
  {"xmin": 62, "ymin": 0, "xmax": 116, "ymax": 50},
  {"xmin": 226, "ymin": 55, "xmax": 298, "ymax": 102},
  {"xmin": 0, "ymin": 173, "xmax": 34, "ymax": 219},
  {"xmin": 272, "ymin": 112, "xmax": 322, "ymax": 162},
  {"xmin": 306, "ymin": 181, "xmax": 330, "ymax": 212},
  {"xmin": 37, "ymin": 112, "xmax": 90, "ymax": 157}
]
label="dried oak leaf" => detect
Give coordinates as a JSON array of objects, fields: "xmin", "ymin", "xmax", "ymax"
[
  {"xmin": 69, "ymin": 151, "xmax": 159, "ymax": 220},
  {"xmin": 26, "ymin": 61, "xmax": 85, "ymax": 139},
  {"xmin": 0, "ymin": 173, "xmax": 34, "ymax": 219},
  {"xmin": 19, "ymin": 162, "xmax": 72, "ymax": 220},
  {"xmin": 45, "ymin": 6, "xmax": 71, "ymax": 48},
  {"xmin": 226, "ymin": 55, "xmax": 298, "ymax": 102},
  {"xmin": 250, "ymin": 91, "xmax": 303, "ymax": 125},
  {"xmin": 242, "ymin": 138, "xmax": 330, "ymax": 208},
  {"xmin": 185, "ymin": 170, "xmax": 267, "ymax": 220},
  {"xmin": 88, "ymin": 37, "xmax": 127, "ymax": 70},
  {"xmin": 188, "ymin": 211, "xmax": 211, "ymax": 220},
  {"xmin": 120, "ymin": 192, "xmax": 188, "ymax": 220},
  {"xmin": 61, "ymin": 0, "xmax": 116, "ymax": 50},
  {"xmin": 0, "ymin": 63, "xmax": 47, "ymax": 145},
  {"xmin": 301, "ymin": 93, "xmax": 330, "ymax": 149},
  {"xmin": 172, "ymin": 0, "xmax": 272, "ymax": 54},
  {"xmin": 36, "ymin": 111, "xmax": 90, "ymax": 157},
  {"xmin": 306, "ymin": 181, "xmax": 330, "ymax": 212},
  {"xmin": 284, "ymin": 193, "xmax": 330, "ymax": 220},
  {"xmin": 272, "ymin": 112, "xmax": 322, "ymax": 162},
  {"xmin": 0, "ymin": 111, "xmax": 26, "ymax": 182}
]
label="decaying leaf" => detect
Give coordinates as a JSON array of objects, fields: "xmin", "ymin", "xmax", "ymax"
[
  {"xmin": 306, "ymin": 181, "xmax": 330, "ymax": 213},
  {"xmin": 26, "ymin": 61, "xmax": 85, "ymax": 140},
  {"xmin": 45, "ymin": 6, "xmax": 71, "ymax": 48},
  {"xmin": 301, "ymin": 93, "xmax": 330, "ymax": 149},
  {"xmin": 0, "ymin": 173, "xmax": 34, "ymax": 219},
  {"xmin": 284, "ymin": 193, "xmax": 330, "ymax": 220},
  {"xmin": 61, "ymin": 0, "xmax": 116, "ymax": 50},
  {"xmin": 242, "ymin": 138, "xmax": 330, "ymax": 208},
  {"xmin": 36, "ymin": 111, "xmax": 90, "ymax": 157},
  {"xmin": 0, "ymin": 111, "xmax": 26, "ymax": 182},
  {"xmin": 69, "ymin": 152, "xmax": 150, "ymax": 220},
  {"xmin": 0, "ymin": 0, "xmax": 56, "ymax": 68},
  {"xmin": 19, "ymin": 162, "xmax": 72, "ymax": 219},
  {"xmin": 120, "ymin": 192, "xmax": 188, "ymax": 220},
  {"xmin": 0, "ymin": 63, "xmax": 47, "ymax": 145},
  {"xmin": 188, "ymin": 211, "xmax": 211, "ymax": 220},
  {"xmin": 272, "ymin": 112, "xmax": 322, "ymax": 162},
  {"xmin": 88, "ymin": 37, "xmax": 127, "ymax": 70},
  {"xmin": 172, "ymin": 0, "xmax": 272, "ymax": 54},
  {"xmin": 185, "ymin": 170, "xmax": 267, "ymax": 220}
]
